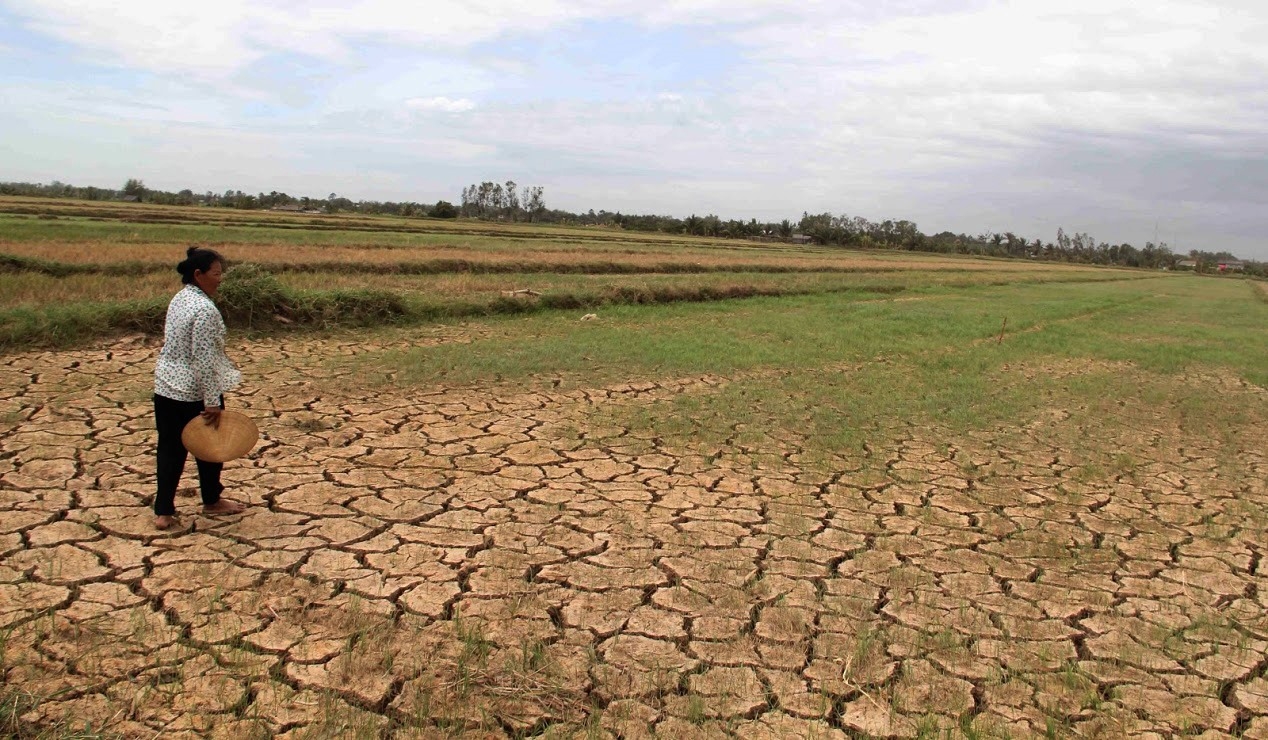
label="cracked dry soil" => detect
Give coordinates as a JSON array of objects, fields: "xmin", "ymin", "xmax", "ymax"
[{"xmin": 1, "ymin": 332, "xmax": 1266, "ymax": 739}]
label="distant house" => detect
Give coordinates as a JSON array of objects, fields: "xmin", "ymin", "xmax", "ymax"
[
  {"xmin": 271, "ymin": 204, "xmax": 304, "ymax": 212},
  {"xmin": 790, "ymin": 233, "xmax": 814, "ymax": 245},
  {"xmin": 121, "ymin": 195, "xmax": 140, "ymax": 203},
  {"xmin": 1176, "ymin": 259, "xmax": 1245, "ymax": 273}
]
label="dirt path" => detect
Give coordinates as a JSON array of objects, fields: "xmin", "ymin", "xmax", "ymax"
[{"xmin": 2, "ymin": 335, "xmax": 1266, "ymax": 739}]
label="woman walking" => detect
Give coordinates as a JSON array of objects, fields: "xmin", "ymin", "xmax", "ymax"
[{"xmin": 152, "ymin": 247, "xmax": 247, "ymax": 530}]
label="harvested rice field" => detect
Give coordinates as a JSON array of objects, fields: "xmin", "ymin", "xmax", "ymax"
[{"xmin": 2, "ymin": 199, "xmax": 1266, "ymax": 738}]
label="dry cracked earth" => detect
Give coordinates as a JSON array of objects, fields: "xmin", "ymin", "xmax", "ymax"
[{"xmin": 1, "ymin": 331, "xmax": 1266, "ymax": 739}]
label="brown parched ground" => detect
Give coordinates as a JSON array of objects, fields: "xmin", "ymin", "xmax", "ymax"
[{"xmin": 1, "ymin": 331, "xmax": 1266, "ymax": 739}]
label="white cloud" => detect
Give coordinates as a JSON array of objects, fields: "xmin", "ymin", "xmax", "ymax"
[
  {"xmin": 1, "ymin": 1, "xmax": 594, "ymax": 81},
  {"xmin": 4, "ymin": 0, "xmax": 1268, "ymax": 257},
  {"xmin": 405, "ymin": 96, "xmax": 477, "ymax": 113},
  {"xmin": 734, "ymin": 1, "xmax": 1268, "ymax": 144},
  {"xmin": 10, "ymin": 1, "xmax": 1266, "ymax": 139},
  {"xmin": 10, "ymin": 1, "xmax": 258, "ymax": 79}
]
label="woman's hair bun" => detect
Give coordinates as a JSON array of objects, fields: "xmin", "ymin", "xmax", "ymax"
[{"xmin": 177, "ymin": 246, "xmax": 225, "ymax": 285}]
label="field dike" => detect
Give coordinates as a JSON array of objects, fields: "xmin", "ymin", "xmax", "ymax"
[
  {"xmin": 1, "ymin": 330, "xmax": 1265, "ymax": 738},
  {"xmin": 0, "ymin": 265, "xmax": 409, "ymax": 352},
  {"xmin": 1, "ymin": 260, "xmax": 921, "ymax": 352},
  {"xmin": 1, "ymin": 250, "xmax": 940, "ymax": 277},
  {"xmin": 1, "ymin": 253, "xmax": 1150, "ymax": 353}
]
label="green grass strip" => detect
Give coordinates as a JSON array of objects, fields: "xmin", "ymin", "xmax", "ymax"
[{"xmin": 0, "ymin": 264, "xmax": 1153, "ymax": 353}]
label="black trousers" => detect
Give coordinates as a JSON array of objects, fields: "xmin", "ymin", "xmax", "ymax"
[{"xmin": 153, "ymin": 394, "xmax": 224, "ymax": 516}]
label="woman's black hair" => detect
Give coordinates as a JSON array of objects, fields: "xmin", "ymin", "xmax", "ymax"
[{"xmin": 176, "ymin": 247, "xmax": 224, "ymax": 284}]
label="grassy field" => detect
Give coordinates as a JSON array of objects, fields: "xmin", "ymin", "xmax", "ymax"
[
  {"xmin": 0, "ymin": 196, "xmax": 1135, "ymax": 351},
  {"xmin": 2, "ymin": 197, "xmax": 1266, "ymax": 738},
  {"xmin": 4, "ymin": 196, "xmax": 1263, "ymax": 457},
  {"xmin": 3, "ymin": 194, "xmax": 1261, "ymax": 476},
  {"xmin": 329, "ymin": 274, "xmax": 1268, "ymax": 467}
]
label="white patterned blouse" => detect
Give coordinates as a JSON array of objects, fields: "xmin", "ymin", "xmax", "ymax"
[{"xmin": 154, "ymin": 285, "xmax": 242, "ymax": 406}]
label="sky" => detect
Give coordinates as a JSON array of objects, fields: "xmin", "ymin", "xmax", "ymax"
[{"xmin": 1, "ymin": 1, "xmax": 1266, "ymax": 260}]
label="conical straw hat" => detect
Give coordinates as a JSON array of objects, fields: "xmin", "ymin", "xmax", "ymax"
[{"xmin": 181, "ymin": 410, "xmax": 259, "ymax": 463}]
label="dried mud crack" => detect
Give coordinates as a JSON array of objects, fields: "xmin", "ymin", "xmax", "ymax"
[{"xmin": 2, "ymin": 334, "xmax": 1266, "ymax": 739}]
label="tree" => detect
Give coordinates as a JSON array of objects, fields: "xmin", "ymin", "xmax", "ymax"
[
  {"xmin": 1056, "ymin": 228, "xmax": 1072, "ymax": 252},
  {"xmin": 122, "ymin": 178, "xmax": 146, "ymax": 201},
  {"xmin": 505, "ymin": 180, "xmax": 519, "ymax": 220},
  {"xmin": 458, "ymin": 180, "xmax": 545, "ymax": 221},
  {"xmin": 432, "ymin": 200, "xmax": 458, "ymax": 218},
  {"xmin": 491, "ymin": 183, "xmax": 505, "ymax": 216},
  {"xmin": 523, "ymin": 186, "xmax": 545, "ymax": 221},
  {"xmin": 477, "ymin": 182, "xmax": 494, "ymax": 217}
]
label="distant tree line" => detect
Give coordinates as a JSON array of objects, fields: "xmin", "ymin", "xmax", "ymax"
[
  {"xmin": 1, "ymin": 178, "xmax": 1262, "ymax": 276},
  {"xmin": 530, "ymin": 208, "xmax": 1264, "ymax": 275},
  {"xmin": 0, "ymin": 179, "xmax": 460, "ymax": 220}
]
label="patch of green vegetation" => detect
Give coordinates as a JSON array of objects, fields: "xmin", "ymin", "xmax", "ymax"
[
  {"xmin": 320, "ymin": 276, "xmax": 1265, "ymax": 471},
  {"xmin": 681, "ymin": 693, "xmax": 708, "ymax": 725},
  {"xmin": 1015, "ymin": 277, "xmax": 1267, "ymax": 385},
  {"xmin": 354, "ymin": 278, "xmax": 1123, "ymax": 387},
  {"xmin": 0, "ymin": 298, "xmax": 168, "ymax": 350},
  {"xmin": 0, "ymin": 686, "xmax": 119, "ymax": 740}
]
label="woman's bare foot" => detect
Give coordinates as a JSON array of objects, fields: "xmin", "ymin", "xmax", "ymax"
[
  {"xmin": 154, "ymin": 515, "xmax": 178, "ymax": 530},
  {"xmin": 203, "ymin": 499, "xmax": 246, "ymax": 515}
]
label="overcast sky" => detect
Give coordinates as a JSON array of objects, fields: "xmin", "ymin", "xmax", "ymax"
[{"xmin": 2, "ymin": 1, "xmax": 1266, "ymax": 259}]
